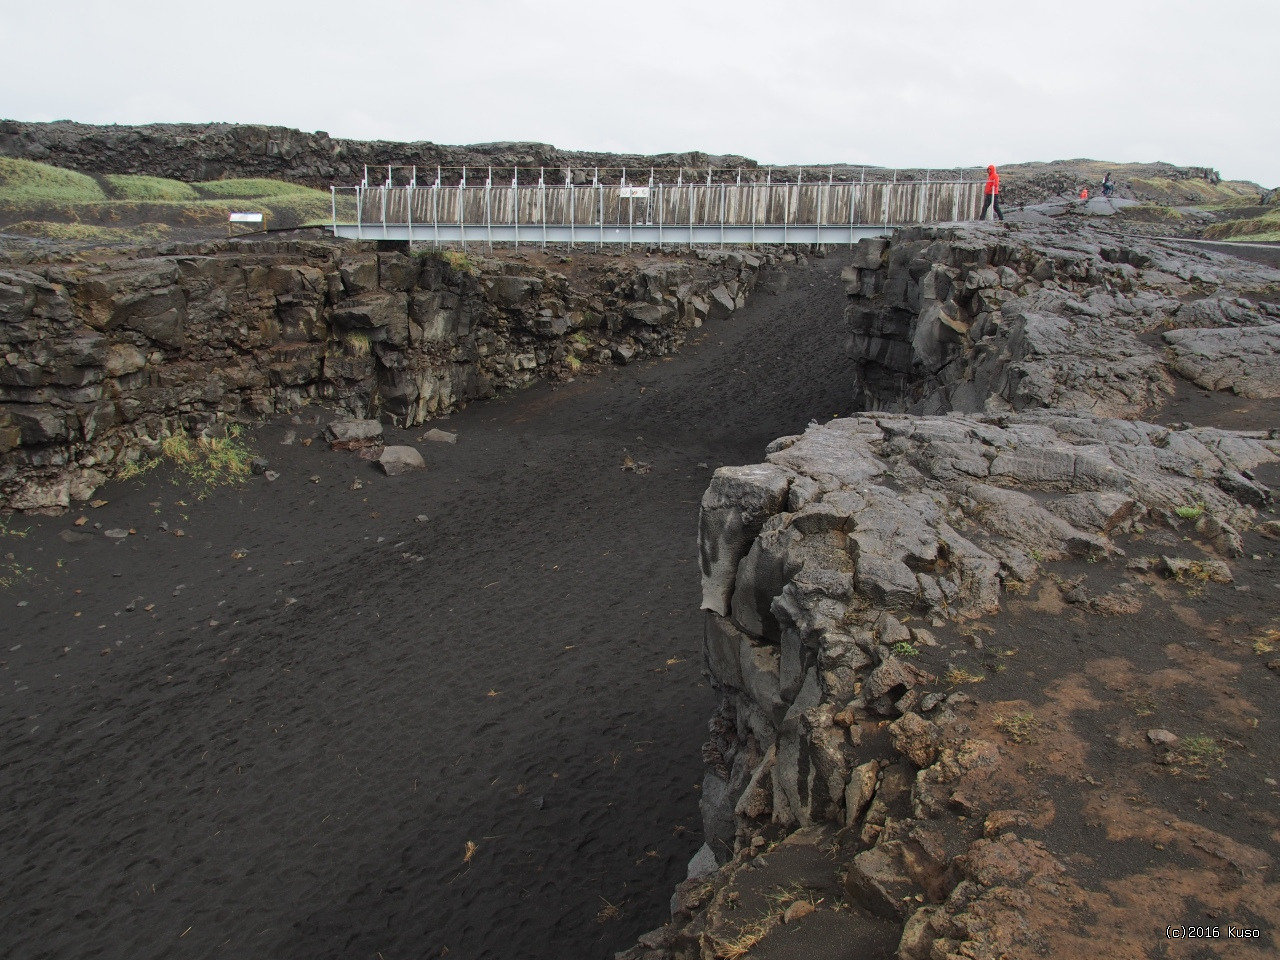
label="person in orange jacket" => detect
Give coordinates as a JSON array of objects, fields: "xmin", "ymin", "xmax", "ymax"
[
  {"xmin": 978, "ymin": 164, "xmax": 1004, "ymax": 221},
  {"xmin": 1079, "ymin": 187, "xmax": 1089, "ymax": 200}
]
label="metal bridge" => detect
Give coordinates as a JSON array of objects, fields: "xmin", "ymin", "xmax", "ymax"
[{"xmin": 328, "ymin": 166, "xmax": 985, "ymax": 248}]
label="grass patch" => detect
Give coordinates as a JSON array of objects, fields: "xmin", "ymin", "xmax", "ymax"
[
  {"xmin": 1128, "ymin": 693, "xmax": 1157, "ymax": 717},
  {"xmin": 343, "ymin": 332, "xmax": 371, "ymax": 356},
  {"xmin": 0, "ymin": 157, "xmax": 106, "ymax": 202},
  {"xmin": 193, "ymin": 178, "xmax": 316, "ymax": 199},
  {"xmin": 890, "ymin": 641, "xmax": 919, "ymax": 659},
  {"xmin": 711, "ymin": 916, "xmax": 780, "ymax": 960},
  {"xmin": 0, "ymin": 516, "xmax": 33, "ymax": 588},
  {"xmin": 1174, "ymin": 735, "xmax": 1226, "ymax": 768},
  {"xmin": 943, "ymin": 665, "xmax": 985, "ymax": 685},
  {"xmin": 1175, "ymin": 503, "xmax": 1204, "ymax": 520},
  {"xmin": 1203, "ymin": 209, "xmax": 1280, "ymax": 241},
  {"xmin": 993, "ymin": 712, "xmax": 1041, "ymax": 744},
  {"xmin": 437, "ymin": 250, "xmax": 479, "ymax": 275},
  {"xmin": 118, "ymin": 426, "xmax": 254, "ymax": 493},
  {"xmin": 105, "ymin": 175, "xmax": 199, "ymax": 202},
  {"xmin": 1254, "ymin": 628, "xmax": 1278, "ymax": 656},
  {"xmin": 5, "ymin": 220, "xmax": 172, "ymax": 244},
  {"xmin": 0, "ymin": 159, "xmax": 350, "ymax": 234},
  {"xmin": 1118, "ymin": 204, "xmax": 1186, "ymax": 223},
  {"xmin": 1128, "ymin": 177, "xmax": 1260, "ymax": 206}
]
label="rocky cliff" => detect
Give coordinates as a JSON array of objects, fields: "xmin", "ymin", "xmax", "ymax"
[
  {"xmin": 0, "ymin": 120, "xmax": 754, "ymax": 187},
  {"xmin": 842, "ymin": 225, "xmax": 1280, "ymax": 417},
  {"xmin": 0, "ymin": 242, "xmax": 767, "ymax": 510},
  {"xmin": 618, "ymin": 226, "xmax": 1280, "ymax": 959}
]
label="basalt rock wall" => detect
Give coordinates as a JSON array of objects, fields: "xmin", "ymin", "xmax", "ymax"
[
  {"xmin": 0, "ymin": 242, "xmax": 766, "ymax": 509},
  {"xmin": 0, "ymin": 120, "xmax": 755, "ymax": 188},
  {"xmin": 615, "ymin": 226, "xmax": 1280, "ymax": 959},
  {"xmin": 842, "ymin": 225, "xmax": 1280, "ymax": 419}
]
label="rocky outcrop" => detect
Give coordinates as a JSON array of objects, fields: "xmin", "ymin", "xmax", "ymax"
[
  {"xmin": 692, "ymin": 410, "xmax": 1275, "ymax": 844},
  {"xmin": 620, "ymin": 409, "xmax": 1278, "ymax": 959},
  {"xmin": 842, "ymin": 224, "xmax": 1280, "ymax": 419},
  {"xmin": 0, "ymin": 242, "xmax": 767, "ymax": 509},
  {"xmin": 0, "ymin": 120, "xmax": 757, "ymax": 188},
  {"xmin": 1163, "ymin": 324, "xmax": 1280, "ymax": 398},
  {"xmin": 622, "ymin": 221, "xmax": 1280, "ymax": 960}
]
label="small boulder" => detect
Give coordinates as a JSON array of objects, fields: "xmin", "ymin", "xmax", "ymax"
[
  {"xmin": 783, "ymin": 900, "xmax": 815, "ymax": 924},
  {"xmin": 326, "ymin": 419, "xmax": 383, "ymax": 449},
  {"xmin": 377, "ymin": 446, "xmax": 425, "ymax": 476}
]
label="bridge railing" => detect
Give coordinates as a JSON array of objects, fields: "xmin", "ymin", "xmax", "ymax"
[{"xmin": 329, "ymin": 167, "xmax": 985, "ymax": 245}]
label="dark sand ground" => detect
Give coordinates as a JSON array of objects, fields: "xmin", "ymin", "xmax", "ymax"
[{"xmin": 0, "ymin": 253, "xmax": 859, "ymax": 960}]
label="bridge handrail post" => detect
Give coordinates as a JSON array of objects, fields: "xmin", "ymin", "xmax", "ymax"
[
  {"xmin": 624, "ymin": 167, "xmax": 631, "ymax": 252},
  {"xmin": 540, "ymin": 167, "xmax": 547, "ymax": 251},
  {"xmin": 485, "ymin": 166, "xmax": 493, "ymax": 252},
  {"xmin": 687, "ymin": 172, "xmax": 694, "ymax": 252},
  {"xmin": 330, "ymin": 186, "xmax": 337, "ymax": 237},
  {"xmin": 460, "ymin": 166, "xmax": 467, "ymax": 253},
  {"xmin": 816, "ymin": 169, "xmax": 828, "ymax": 247},
  {"xmin": 648, "ymin": 168, "xmax": 655, "ymax": 236},
  {"xmin": 884, "ymin": 169, "xmax": 895, "ymax": 234},
  {"xmin": 407, "ymin": 166, "xmax": 415, "ymax": 253},
  {"xmin": 513, "ymin": 167, "xmax": 521, "ymax": 251},
  {"xmin": 567, "ymin": 167, "xmax": 574, "ymax": 250},
  {"xmin": 433, "ymin": 167, "xmax": 440, "ymax": 250}
]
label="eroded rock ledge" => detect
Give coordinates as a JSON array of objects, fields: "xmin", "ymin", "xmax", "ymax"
[
  {"xmin": 0, "ymin": 243, "xmax": 767, "ymax": 509},
  {"xmin": 621, "ymin": 411, "xmax": 1277, "ymax": 959},
  {"xmin": 621, "ymin": 224, "xmax": 1280, "ymax": 960}
]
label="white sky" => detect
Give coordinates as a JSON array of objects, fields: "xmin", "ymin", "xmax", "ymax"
[{"xmin": 3, "ymin": 0, "xmax": 1277, "ymax": 187}]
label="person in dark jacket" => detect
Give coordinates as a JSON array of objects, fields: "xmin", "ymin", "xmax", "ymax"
[{"xmin": 978, "ymin": 164, "xmax": 1004, "ymax": 221}]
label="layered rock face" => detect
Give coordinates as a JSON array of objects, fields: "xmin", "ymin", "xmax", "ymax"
[
  {"xmin": 622, "ymin": 227, "xmax": 1280, "ymax": 959},
  {"xmin": 0, "ymin": 243, "xmax": 764, "ymax": 509},
  {"xmin": 696, "ymin": 410, "xmax": 1275, "ymax": 846},
  {"xmin": 843, "ymin": 225, "xmax": 1280, "ymax": 416},
  {"xmin": 0, "ymin": 120, "xmax": 754, "ymax": 187}
]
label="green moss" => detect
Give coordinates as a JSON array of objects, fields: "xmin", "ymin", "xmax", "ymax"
[
  {"xmin": 104, "ymin": 175, "xmax": 199, "ymax": 201},
  {"xmin": 438, "ymin": 250, "xmax": 479, "ymax": 275},
  {"xmin": 193, "ymin": 178, "xmax": 317, "ymax": 199},
  {"xmin": 0, "ymin": 157, "xmax": 106, "ymax": 202}
]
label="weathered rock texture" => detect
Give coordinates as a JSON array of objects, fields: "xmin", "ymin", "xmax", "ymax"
[
  {"xmin": 617, "ymin": 410, "xmax": 1279, "ymax": 959},
  {"xmin": 619, "ymin": 225, "xmax": 1280, "ymax": 960},
  {"xmin": 842, "ymin": 225, "xmax": 1280, "ymax": 418},
  {"xmin": 698, "ymin": 410, "xmax": 1276, "ymax": 836},
  {"xmin": 0, "ymin": 120, "xmax": 755, "ymax": 187},
  {"xmin": 0, "ymin": 242, "xmax": 765, "ymax": 509}
]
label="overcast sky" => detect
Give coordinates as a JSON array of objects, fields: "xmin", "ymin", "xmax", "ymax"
[{"xmin": 4, "ymin": 0, "xmax": 1277, "ymax": 186}]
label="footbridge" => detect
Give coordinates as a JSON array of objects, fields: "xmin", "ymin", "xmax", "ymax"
[{"xmin": 328, "ymin": 166, "xmax": 984, "ymax": 247}]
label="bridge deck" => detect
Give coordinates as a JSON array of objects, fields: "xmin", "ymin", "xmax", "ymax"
[{"xmin": 329, "ymin": 168, "xmax": 984, "ymax": 246}]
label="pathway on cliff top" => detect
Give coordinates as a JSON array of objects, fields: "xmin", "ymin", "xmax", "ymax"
[{"xmin": 0, "ymin": 252, "xmax": 857, "ymax": 960}]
